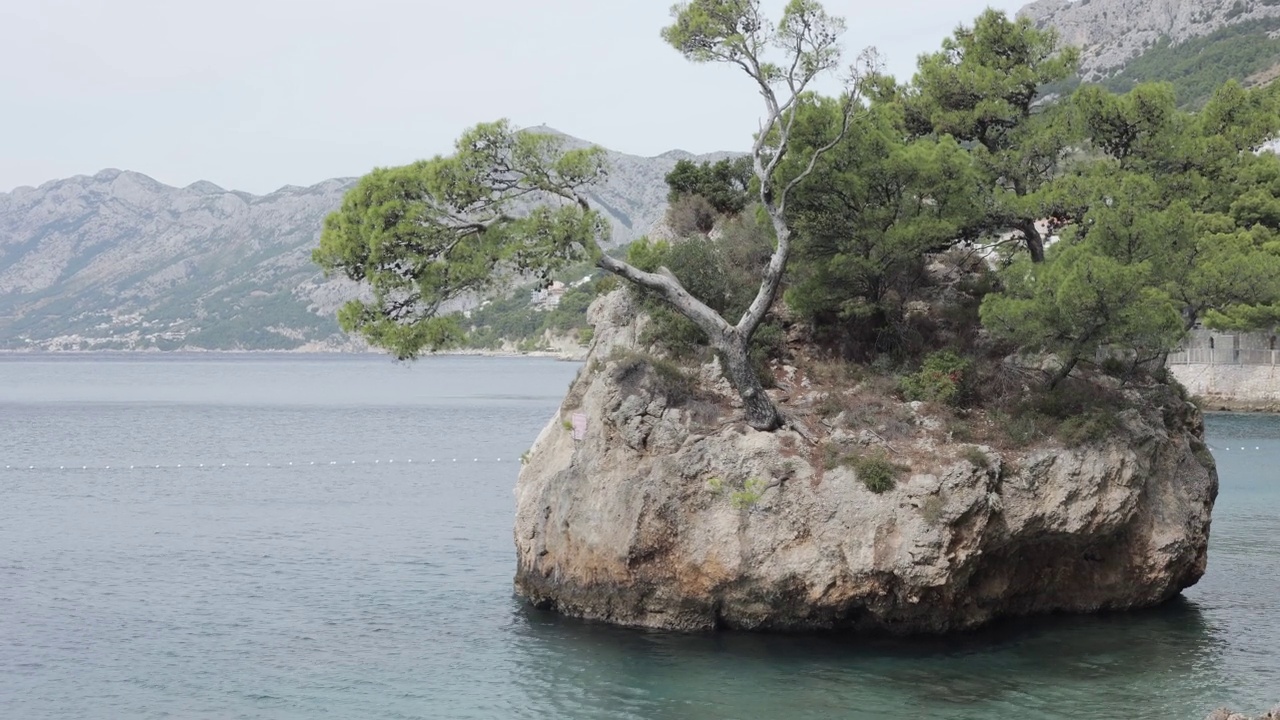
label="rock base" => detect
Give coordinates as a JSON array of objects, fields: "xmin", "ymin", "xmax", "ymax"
[{"xmin": 513, "ymin": 292, "xmax": 1218, "ymax": 633}]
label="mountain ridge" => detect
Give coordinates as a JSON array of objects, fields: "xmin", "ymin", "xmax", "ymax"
[
  {"xmin": 0, "ymin": 131, "xmax": 729, "ymax": 352},
  {"xmin": 1020, "ymin": 0, "xmax": 1280, "ymax": 99}
]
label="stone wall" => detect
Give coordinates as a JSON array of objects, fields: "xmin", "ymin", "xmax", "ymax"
[
  {"xmin": 1169, "ymin": 330, "xmax": 1280, "ymax": 410},
  {"xmin": 1171, "ymin": 363, "xmax": 1280, "ymax": 410}
]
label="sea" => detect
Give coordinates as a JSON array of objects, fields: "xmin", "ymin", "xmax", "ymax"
[{"xmin": 1, "ymin": 354, "xmax": 1276, "ymax": 719}]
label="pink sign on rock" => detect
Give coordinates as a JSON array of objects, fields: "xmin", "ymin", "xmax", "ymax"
[{"xmin": 572, "ymin": 413, "xmax": 588, "ymax": 441}]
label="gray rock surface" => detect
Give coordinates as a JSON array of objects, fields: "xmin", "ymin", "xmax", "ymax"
[
  {"xmin": 1206, "ymin": 708, "xmax": 1280, "ymax": 720},
  {"xmin": 513, "ymin": 291, "xmax": 1218, "ymax": 632},
  {"xmin": 1019, "ymin": 0, "xmax": 1280, "ymax": 81}
]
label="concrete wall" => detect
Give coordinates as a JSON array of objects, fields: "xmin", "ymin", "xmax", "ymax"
[
  {"xmin": 1171, "ymin": 363, "xmax": 1280, "ymax": 409},
  {"xmin": 1169, "ymin": 331, "xmax": 1280, "ymax": 409}
]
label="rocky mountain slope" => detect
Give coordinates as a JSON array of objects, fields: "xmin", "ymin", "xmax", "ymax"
[
  {"xmin": 1021, "ymin": 0, "xmax": 1280, "ymax": 101},
  {"xmin": 0, "ymin": 132, "xmax": 722, "ymax": 351}
]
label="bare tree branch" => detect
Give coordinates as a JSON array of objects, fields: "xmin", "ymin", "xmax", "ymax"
[
  {"xmin": 596, "ymin": 254, "xmax": 732, "ymax": 342},
  {"xmin": 737, "ymin": 48, "xmax": 879, "ymax": 339}
]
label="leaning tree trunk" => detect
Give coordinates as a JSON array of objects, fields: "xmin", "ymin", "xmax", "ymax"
[
  {"xmin": 715, "ymin": 330, "xmax": 781, "ymax": 431},
  {"xmin": 1018, "ymin": 219, "xmax": 1046, "ymax": 264},
  {"xmin": 596, "ymin": 254, "xmax": 784, "ymax": 431}
]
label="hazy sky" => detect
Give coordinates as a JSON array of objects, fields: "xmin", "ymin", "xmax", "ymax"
[{"xmin": 0, "ymin": 0, "xmax": 1024, "ymax": 194}]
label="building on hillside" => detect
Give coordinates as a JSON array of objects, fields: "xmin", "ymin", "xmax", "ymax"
[
  {"xmin": 529, "ymin": 276, "xmax": 594, "ymax": 311},
  {"xmin": 530, "ymin": 281, "xmax": 568, "ymax": 311}
]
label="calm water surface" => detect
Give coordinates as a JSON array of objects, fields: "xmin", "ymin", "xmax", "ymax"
[{"xmin": 1, "ymin": 355, "xmax": 1276, "ymax": 719}]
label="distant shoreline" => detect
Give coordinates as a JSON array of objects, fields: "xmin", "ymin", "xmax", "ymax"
[{"xmin": 1197, "ymin": 399, "xmax": 1280, "ymax": 414}]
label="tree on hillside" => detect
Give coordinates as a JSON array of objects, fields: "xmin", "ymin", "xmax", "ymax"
[
  {"xmin": 314, "ymin": 0, "xmax": 872, "ymax": 431},
  {"xmin": 665, "ymin": 156, "xmax": 753, "ymax": 215},
  {"xmin": 664, "ymin": 156, "xmax": 753, "ymax": 235}
]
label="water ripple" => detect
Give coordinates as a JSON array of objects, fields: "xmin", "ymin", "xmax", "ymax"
[{"xmin": 0, "ymin": 359, "xmax": 1276, "ymax": 719}]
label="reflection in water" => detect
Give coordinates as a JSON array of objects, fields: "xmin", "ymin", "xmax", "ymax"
[
  {"xmin": 496, "ymin": 412, "xmax": 1279, "ymax": 719},
  {"xmin": 508, "ymin": 598, "xmax": 1230, "ymax": 719}
]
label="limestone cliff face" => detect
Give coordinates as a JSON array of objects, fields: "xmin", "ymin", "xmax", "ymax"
[
  {"xmin": 1020, "ymin": 0, "xmax": 1280, "ymax": 81},
  {"xmin": 513, "ymin": 291, "xmax": 1218, "ymax": 633}
]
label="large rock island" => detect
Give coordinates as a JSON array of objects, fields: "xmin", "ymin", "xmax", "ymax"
[{"xmin": 513, "ymin": 291, "xmax": 1218, "ymax": 633}]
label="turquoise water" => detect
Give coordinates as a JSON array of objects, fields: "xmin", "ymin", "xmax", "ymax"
[{"xmin": 0, "ymin": 355, "xmax": 1276, "ymax": 719}]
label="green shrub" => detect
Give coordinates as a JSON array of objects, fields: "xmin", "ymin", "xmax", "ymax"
[
  {"xmin": 996, "ymin": 379, "xmax": 1129, "ymax": 448},
  {"xmin": 920, "ymin": 494, "xmax": 946, "ymax": 525},
  {"xmin": 665, "ymin": 157, "xmax": 753, "ymax": 215},
  {"xmin": 641, "ymin": 305, "xmax": 708, "ymax": 358},
  {"xmin": 1057, "ymin": 412, "xmax": 1120, "ymax": 447},
  {"xmin": 775, "ymin": 457, "xmax": 806, "ymax": 479},
  {"xmin": 899, "ymin": 350, "xmax": 972, "ymax": 405},
  {"xmin": 991, "ymin": 409, "xmax": 1044, "ymax": 447},
  {"xmin": 593, "ymin": 274, "xmax": 619, "ymax": 296},
  {"xmin": 1029, "ymin": 381, "xmax": 1121, "ymax": 419},
  {"xmin": 577, "ymin": 327, "xmax": 595, "ymax": 345},
  {"xmin": 666, "ymin": 194, "xmax": 718, "ymax": 236},
  {"xmin": 870, "ymin": 355, "xmax": 897, "ymax": 374},
  {"xmin": 1101, "ymin": 356, "xmax": 1128, "ymax": 377},
  {"xmin": 816, "ymin": 392, "xmax": 851, "ymax": 419},
  {"xmin": 610, "ymin": 349, "xmax": 697, "ymax": 405},
  {"xmin": 650, "ymin": 358, "xmax": 696, "ymax": 404},
  {"xmin": 1154, "ymin": 366, "xmax": 1191, "ymax": 401},
  {"xmin": 853, "ymin": 454, "xmax": 901, "ymax": 494},
  {"xmin": 625, "ymin": 237, "xmax": 673, "ymax": 273},
  {"xmin": 730, "ymin": 477, "xmax": 768, "ymax": 509},
  {"xmin": 822, "ymin": 443, "xmax": 845, "ymax": 470},
  {"xmin": 962, "ymin": 446, "xmax": 991, "ymax": 470}
]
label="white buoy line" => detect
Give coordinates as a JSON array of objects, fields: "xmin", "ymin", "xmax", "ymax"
[
  {"xmin": 4, "ymin": 445, "xmax": 1265, "ymax": 471},
  {"xmin": 1, "ymin": 456, "xmax": 515, "ymax": 472}
]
